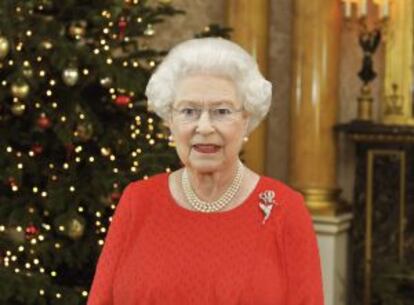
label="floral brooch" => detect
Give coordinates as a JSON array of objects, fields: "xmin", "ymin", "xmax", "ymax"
[{"xmin": 259, "ymin": 190, "xmax": 277, "ymax": 224}]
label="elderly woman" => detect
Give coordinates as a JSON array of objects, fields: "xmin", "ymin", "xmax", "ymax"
[{"xmin": 87, "ymin": 38, "xmax": 324, "ymax": 305}]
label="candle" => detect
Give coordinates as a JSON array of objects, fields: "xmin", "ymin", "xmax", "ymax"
[
  {"xmin": 344, "ymin": 1, "xmax": 352, "ymax": 18},
  {"xmin": 358, "ymin": 0, "xmax": 368, "ymax": 17},
  {"xmin": 382, "ymin": 0, "xmax": 389, "ymax": 18}
]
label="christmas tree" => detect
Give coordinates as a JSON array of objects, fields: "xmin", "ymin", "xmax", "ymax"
[{"xmin": 0, "ymin": 0, "xmax": 187, "ymax": 304}]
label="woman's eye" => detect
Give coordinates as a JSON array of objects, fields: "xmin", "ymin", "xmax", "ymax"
[
  {"xmin": 181, "ymin": 108, "xmax": 197, "ymax": 116},
  {"xmin": 216, "ymin": 108, "xmax": 231, "ymax": 115}
]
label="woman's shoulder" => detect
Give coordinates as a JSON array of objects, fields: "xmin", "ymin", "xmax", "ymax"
[
  {"xmin": 259, "ymin": 175, "xmax": 304, "ymax": 203},
  {"xmin": 126, "ymin": 172, "xmax": 168, "ymax": 193}
]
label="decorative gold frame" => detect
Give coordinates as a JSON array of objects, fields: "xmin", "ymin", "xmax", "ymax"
[
  {"xmin": 364, "ymin": 149, "xmax": 406, "ymax": 305},
  {"xmin": 383, "ymin": 0, "xmax": 414, "ymax": 125}
]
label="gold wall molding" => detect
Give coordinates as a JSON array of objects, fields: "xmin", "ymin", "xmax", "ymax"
[{"xmin": 364, "ymin": 149, "xmax": 406, "ymax": 305}]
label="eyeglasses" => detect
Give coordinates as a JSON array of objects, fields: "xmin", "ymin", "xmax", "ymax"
[{"xmin": 171, "ymin": 106, "xmax": 244, "ymax": 123}]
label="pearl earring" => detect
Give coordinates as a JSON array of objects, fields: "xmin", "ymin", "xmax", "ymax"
[{"xmin": 243, "ymin": 136, "xmax": 249, "ymax": 143}]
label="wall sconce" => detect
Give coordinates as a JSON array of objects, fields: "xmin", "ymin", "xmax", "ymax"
[{"xmin": 342, "ymin": 0, "xmax": 390, "ymax": 122}]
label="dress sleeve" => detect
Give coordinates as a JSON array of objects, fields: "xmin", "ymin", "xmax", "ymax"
[
  {"xmin": 283, "ymin": 191, "xmax": 324, "ymax": 305},
  {"xmin": 87, "ymin": 183, "xmax": 134, "ymax": 305}
]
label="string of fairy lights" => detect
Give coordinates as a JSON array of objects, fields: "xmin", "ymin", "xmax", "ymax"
[{"xmin": 0, "ymin": 0, "xmax": 174, "ymax": 301}]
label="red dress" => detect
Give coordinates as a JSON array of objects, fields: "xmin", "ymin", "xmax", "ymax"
[{"xmin": 87, "ymin": 173, "xmax": 324, "ymax": 305}]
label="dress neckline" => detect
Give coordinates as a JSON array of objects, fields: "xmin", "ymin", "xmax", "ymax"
[{"xmin": 163, "ymin": 172, "xmax": 263, "ymax": 218}]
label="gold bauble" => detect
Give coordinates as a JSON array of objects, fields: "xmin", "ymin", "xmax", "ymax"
[
  {"xmin": 0, "ymin": 36, "xmax": 10, "ymax": 59},
  {"xmin": 76, "ymin": 122, "xmax": 93, "ymax": 141},
  {"xmin": 11, "ymin": 81, "xmax": 30, "ymax": 99},
  {"xmin": 68, "ymin": 22, "xmax": 86, "ymax": 39},
  {"xmin": 62, "ymin": 66, "xmax": 79, "ymax": 86},
  {"xmin": 100, "ymin": 147, "xmax": 112, "ymax": 157},
  {"xmin": 40, "ymin": 40, "xmax": 53, "ymax": 50},
  {"xmin": 22, "ymin": 65, "xmax": 34, "ymax": 78},
  {"xmin": 11, "ymin": 102, "xmax": 26, "ymax": 116},
  {"xmin": 67, "ymin": 216, "xmax": 85, "ymax": 240}
]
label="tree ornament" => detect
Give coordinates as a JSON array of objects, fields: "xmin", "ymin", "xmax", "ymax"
[
  {"xmin": 0, "ymin": 36, "xmax": 10, "ymax": 59},
  {"xmin": 11, "ymin": 102, "xmax": 26, "ymax": 116},
  {"xmin": 75, "ymin": 122, "xmax": 94, "ymax": 141},
  {"xmin": 100, "ymin": 76, "xmax": 113, "ymax": 88},
  {"xmin": 40, "ymin": 40, "xmax": 53, "ymax": 50},
  {"xmin": 118, "ymin": 17, "xmax": 128, "ymax": 40},
  {"xmin": 100, "ymin": 147, "xmax": 112, "ymax": 157},
  {"xmin": 65, "ymin": 143, "xmax": 75, "ymax": 159},
  {"xmin": 37, "ymin": 114, "xmax": 52, "ymax": 129},
  {"xmin": 62, "ymin": 66, "xmax": 79, "ymax": 86},
  {"xmin": 11, "ymin": 80, "xmax": 30, "ymax": 99},
  {"xmin": 111, "ymin": 191, "xmax": 121, "ymax": 202},
  {"xmin": 25, "ymin": 225, "xmax": 39, "ymax": 239},
  {"xmin": 22, "ymin": 66, "xmax": 34, "ymax": 78},
  {"xmin": 144, "ymin": 24, "xmax": 155, "ymax": 36},
  {"xmin": 159, "ymin": 0, "xmax": 172, "ymax": 3},
  {"xmin": 66, "ymin": 215, "xmax": 85, "ymax": 240},
  {"xmin": 99, "ymin": 195, "xmax": 112, "ymax": 207},
  {"xmin": 32, "ymin": 143, "xmax": 44, "ymax": 155},
  {"xmin": 115, "ymin": 95, "xmax": 131, "ymax": 107},
  {"xmin": 68, "ymin": 21, "xmax": 87, "ymax": 39}
]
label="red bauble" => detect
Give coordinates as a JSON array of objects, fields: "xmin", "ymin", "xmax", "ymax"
[
  {"xmin": 65, "ymin": 143, "xmax": 75, "ymax": 158},
  {"xmin": 32, "ymin": 144, "xmax": 43, "ymax": 155},
  {"xmin": 115, "ymin": 95, "xmax": 131, "ymax": 107},
  {"xmin": 118, "ymin": 17, "xmax": 128, "ymax": 40},
  {"xmin": 110, "ymin": 191, "xmax": 121, "ymax": 202},
  {"xmin": 25, "ymin": 225, "xmax": 39, "ymax": 238},
  {"xmin": 37, "ymin": 115, "xmax": 51, "ymax": 129},
  {"xmin": 7, "ymin": 177, "xmax": 16, "ymax": 185}
]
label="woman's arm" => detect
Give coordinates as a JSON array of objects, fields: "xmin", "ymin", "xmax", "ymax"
[
  {"xmin": 87, "ymin": 183, "xmax": 134, "ymax": 305},
  {"xmin": 283, "ymin": 191, "xmax": 324, "ymax": 305}
]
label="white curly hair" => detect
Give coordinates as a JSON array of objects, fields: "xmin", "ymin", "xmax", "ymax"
[{"xmin": 145, "ymin": 37, "xmax": 272, "ymax": 134}]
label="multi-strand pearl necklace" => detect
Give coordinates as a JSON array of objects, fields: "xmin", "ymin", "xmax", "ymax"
[{"xmin": 181, "ymin": 161, "xmax": 244, "ymax": 213}]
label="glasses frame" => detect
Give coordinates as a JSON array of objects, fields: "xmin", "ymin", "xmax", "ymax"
[{"xmin": 170, "ymin": 105, "xmax": 245, "ymax": 124}]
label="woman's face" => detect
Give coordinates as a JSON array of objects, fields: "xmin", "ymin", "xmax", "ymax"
[{"xmin": 167, "ymin": 74, "xmax": 250, "ymax": 174}]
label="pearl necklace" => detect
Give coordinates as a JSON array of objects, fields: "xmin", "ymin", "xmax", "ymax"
[{"xmin": 181, "ymin": 161, "xmax": 244, "ymax": 213}]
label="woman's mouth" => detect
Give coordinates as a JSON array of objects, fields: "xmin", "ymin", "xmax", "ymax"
[{"xmin": 193, "ymin": 144, "xmax": 221, "ymax": 154}]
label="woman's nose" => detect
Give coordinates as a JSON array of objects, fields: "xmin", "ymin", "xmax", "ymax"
[{"xmin": 195, "ymin": 111, "xmax": 215, "ymax": 134}]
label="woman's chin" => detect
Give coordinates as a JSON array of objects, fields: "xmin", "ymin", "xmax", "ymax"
[{"xmin": 187, "ymin": 159, "xmax": 223, "ymax": 174}]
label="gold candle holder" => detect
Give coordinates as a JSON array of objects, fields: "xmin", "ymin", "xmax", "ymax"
[{"xmin": 358, "ymin": 85, "xmax": 373, "ymax": 121}]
